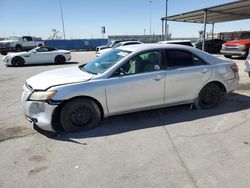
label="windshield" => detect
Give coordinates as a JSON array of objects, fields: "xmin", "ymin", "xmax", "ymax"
[
  {"xmin": 81, "ymin": 49, "xmax": 130, "ymax": 75},
  {"xmin": 239, "ymin": 33, "xmax": 250, "ymax": 40},
  {"xmin": 28, "ymin": 47, "xmax": 39, "ymax": 52},
  {"xmin": 112, "ymin": 42, "xmax": 123, "ymax": 48},
  {"xmin": 106, "ymin": 41, "xmax": 114, "ymax": 47}
]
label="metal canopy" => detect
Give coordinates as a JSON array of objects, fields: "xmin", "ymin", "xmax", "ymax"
[
  {"xmin": 161, "ymin": 0, "xmax": 250, "ymax": 51},
  {"xmin": 162, "ymin": 0, "xmax": 250, "ymax": 24}
]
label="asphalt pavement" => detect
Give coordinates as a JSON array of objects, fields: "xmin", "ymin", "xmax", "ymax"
[{"xmin": 0, "ymin": 52, "xmax": 250, "ymax": 188}]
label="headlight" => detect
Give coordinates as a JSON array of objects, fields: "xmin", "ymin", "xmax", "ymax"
[
  {"xmin": 29, "ymin": 91, "xmax": 57, "ymax": 101},
  {"xmin": 221, "ymin": 44, "xmax": 226, "ymax": 50},
  {"xmin": 238, "ymin": 44, "xmax": 246, "ymax": 50}
]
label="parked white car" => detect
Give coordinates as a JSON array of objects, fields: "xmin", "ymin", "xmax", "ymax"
[
  {"xmin": 245, "ymin": 49, "xmax": 250, "ymax": 77},
  {"xmin": 3, "ymin": 46, "xmax": 71, "ymax": 66},
  {"xmin": 22, "ymin": 44, "xmax": 239, "ymax": 132},
  {"xmin": 96, "ymin": 41, "xmax": 143, "ymax": 57}
]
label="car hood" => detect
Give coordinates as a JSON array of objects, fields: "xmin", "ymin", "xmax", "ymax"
[
  {"xmin": 26, "ymin": 66, "xmax": 95, "ymax": 90},
  {"xmin": 224, "ymin": 39, "xmax": 250, "ymax": 45}
]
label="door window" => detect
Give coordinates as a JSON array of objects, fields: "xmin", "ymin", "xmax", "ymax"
[
  {"xmin": 36, "ymin": 47, "xmax": 49, "ymax": 52},
  {"xmin": 165, "ymin": 50, "xmax": 207, "ymax": 68},
  {"xmin": 114, "ymin": 51, "xmax": 161, "ymax": 76}
]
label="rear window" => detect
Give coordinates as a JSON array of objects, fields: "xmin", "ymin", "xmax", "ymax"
[{"xmin": 165, "ymin": 50, "xmax": 207, "ymax": 68}]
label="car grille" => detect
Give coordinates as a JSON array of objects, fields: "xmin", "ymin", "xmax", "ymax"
[{"xmin": 224, "ymin": 45, "xmax": 239, "ymax": 51}]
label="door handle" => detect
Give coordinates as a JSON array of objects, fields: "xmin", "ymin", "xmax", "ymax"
[
  {"xmin": 201, "ymin": 68, "xmax": 208, "ymax": 73},
  {"xmin": 153, "ymin": 75, "xmax": 163, "ymax": 81}
]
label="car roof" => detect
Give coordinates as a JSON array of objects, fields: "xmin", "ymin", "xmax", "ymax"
[
  {"xmin": 118, "ymin": 41, "xmax": 142, "ymax": 45},
  {"xmin": 117, "ymin": 43, "xmax": 224, "ymax": 65},
  {"xmin": 158, "ymin": 40, "xmax": 191, "ymax": 44},
  {"xmin": 118, "ymin": 43, "xmax": 193, "ymax": 52}
]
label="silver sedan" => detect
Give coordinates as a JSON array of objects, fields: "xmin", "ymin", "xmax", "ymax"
[{"xmin": 22, "ymin": 44, "xmax": 239, "ymax": 132}]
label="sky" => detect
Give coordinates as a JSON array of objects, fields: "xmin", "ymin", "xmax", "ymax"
[{"xmin": 0, "ymin": 0, "xmax": 250, "ymax": 39}]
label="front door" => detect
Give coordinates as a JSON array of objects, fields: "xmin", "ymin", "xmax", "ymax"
[{"xmin": 106, "ymin": 50, "xmax": 166, "ymax": 115}]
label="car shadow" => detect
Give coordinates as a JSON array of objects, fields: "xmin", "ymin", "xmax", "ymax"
[
  {"xmin": 37, "ymin": 93, "xmax": 250, "ymax": 144},
  {"xmin": 8, "ymin": 61, "xmax": 79, "ymax": 67}
]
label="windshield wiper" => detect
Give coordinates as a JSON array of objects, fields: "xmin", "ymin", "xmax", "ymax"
[{"xmin": 79, "ymin": 66, "xmax": 97, "ymax": 75}]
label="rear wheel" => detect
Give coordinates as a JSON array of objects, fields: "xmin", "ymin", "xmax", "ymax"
[
  {"xmin": 195, "ymin": 83, "xmax": 222, "ymax": 109},
  {"xmin": 11, "ymin": 56, "xmax": 25, "ymax": 67},
  {"xmin": 224, "ymin": 55, "xmax": 232, "ymax": 58},
  {"xmin": 60, "ymin": 98, "xmax": 101, "ymax": 132},
  {"xmin": 15, "ymin": 45, "xmax": 22, "ymax": 52},
  {"xmin": 54, "ymin": 55, "xmax": 66, "ymax": 64}
]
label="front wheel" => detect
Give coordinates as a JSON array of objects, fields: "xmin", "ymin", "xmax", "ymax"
[
  {"xmin": 224, "ymin": 55, "xmax": 232, "ymax": 58},
  {"xmin": 11, "ymin": 56, "xmax": 25, "ymax": 67},
  {"xmin": 195, "ymin": 83, "xmax": 222, "ymax": 109},
  {"xmin": 60, "ymin": 98, "xmax": 101, "ymax": 132}
]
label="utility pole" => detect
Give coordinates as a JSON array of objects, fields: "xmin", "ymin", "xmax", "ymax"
[
  {"xmin": 165, "ymin": 0, "xmax": 168, "ymax": 40},
  {"xmin": 149, "ymin": 0, "xmax": 152, "ymax": 36},
  {"xmin": 59, "ymin": 0, "xmax": 66, "ymax": 39}
]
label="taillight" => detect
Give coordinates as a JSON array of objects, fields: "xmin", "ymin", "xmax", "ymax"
[{"xmin": 231, "ymin": 63, "xmax": 238, "ymax": 73}]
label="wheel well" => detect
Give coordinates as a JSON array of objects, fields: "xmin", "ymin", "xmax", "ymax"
[
  {"xmin": 15, "ymin": 44, "xmax": 22, "ymax": 48},
  {"xmin": 38, "ymin": 43, "xmax": 43, "ymax": 47},
  {"xmin": 12, "ymin": 56, "xmax": 24, "ymax": 62},
  {"xmin": 204, "ymin": 81, "xmax": 226, "ymax": 94},
  {"xmin": 51, "ymin": 96, "xmax": 104, "ymax": 132}
]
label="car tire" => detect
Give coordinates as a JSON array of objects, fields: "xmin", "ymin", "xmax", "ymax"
[
  {"xmin": 242, "ymin": 49, "xmax": 249, "ymax": 59},
  {"xmin": 224, "ymin": 55, "xmax": 232, "ymax": 58},
  {"xmin": 1, "ymin": 51, "xmax": 7, "ymax": 55},
  {"xmin": 195, "ymin": 83, "xmax": 222, "ymax": 109},
  {"xmin": 60, "ymin": 98, "xmax": 101, "ymax": 132},
  {"xmin": 54, "ymin": 55, "xmax": 66, "ymax": 64},
  {"xmin": 11, "ymin": 56, "xmax": 25, "ymax": 67},
  {"xmin": 15, "ymin": 45, "xmax": 22, "ymax": 52}
]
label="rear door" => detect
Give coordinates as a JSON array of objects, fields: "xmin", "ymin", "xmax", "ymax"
[{"xmin": 164, "ymin": 49, "xmax": 212, "ymax": 104}]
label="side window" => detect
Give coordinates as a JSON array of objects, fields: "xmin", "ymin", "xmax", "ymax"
[
  {"xmin": 114, "ymin": 51, "xmax": 161, "ymax": 76},
  {"xmin": 36, "ymin": 47, "xmax": 48, "ymax": 52},
  {"xmin": 166, "ymin": 50, "xmax": 206, "ymax": 68},
  {"xmin": 23, "ymin": 37, "xmax": 33, "ymax": 41}
]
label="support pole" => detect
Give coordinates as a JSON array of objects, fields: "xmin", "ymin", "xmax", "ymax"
[
  {"xmin": 161, "ymin": 19, "xmax": 164, "ymax": 41},
  {"xmin": 165, "ymin": 0, "xmax": 168, "ymax": 40},
  {"xmin": 202, "ymin": 10, "xmax": 207, "ymax": 51},
  {"xmin": 212, "ymin": 22, "xmax": 214, "ymax": 39}
]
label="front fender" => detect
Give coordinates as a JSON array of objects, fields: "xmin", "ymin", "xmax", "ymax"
[{"xmin": 49, "ymin": 80, "xmax": 109, "ymax": 117}]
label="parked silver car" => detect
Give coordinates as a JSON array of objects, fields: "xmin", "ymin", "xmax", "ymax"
[{"xmin": 22, "ymin": 44, "xmax": 239, "ymax": 132}]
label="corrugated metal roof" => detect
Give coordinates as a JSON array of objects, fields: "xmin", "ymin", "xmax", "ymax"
[{"xmin": 162, "ymin": 0, "xmax": 250, "ymax": 24}]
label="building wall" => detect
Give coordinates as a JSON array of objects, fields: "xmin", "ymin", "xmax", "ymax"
[{"xmin": 44, "ymin": 39, "xmax": 108, "ymax": 50}]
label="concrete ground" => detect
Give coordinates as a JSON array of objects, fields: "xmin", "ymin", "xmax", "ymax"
[{"xmin": 0, "ymin": 52, "xmax": 250, "ymax": 188}]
